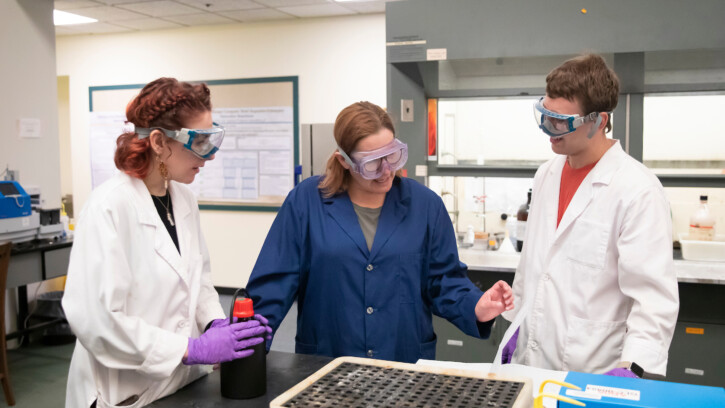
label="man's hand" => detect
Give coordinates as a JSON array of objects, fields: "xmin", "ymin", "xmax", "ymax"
[{"xmin": 475, "ymin": 280, "xmax": 514, "ymax": 322}]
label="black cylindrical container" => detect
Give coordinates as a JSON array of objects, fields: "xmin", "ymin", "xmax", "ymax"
[{"xmin": 220, "ymin": 288, "xmax": 267, "ymax": 399}]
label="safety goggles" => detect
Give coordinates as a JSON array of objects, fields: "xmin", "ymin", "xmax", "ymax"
[
  {"xmin": 533, "ymin": 97, "xmax": 601, "ymax": 138},
  {"xmin": 136, "ymin": 123, "xmax": 225, "ymax": 159},
  {"xmin": 338, "ymin": 139, "xmax": 408, "ymax": 180}
]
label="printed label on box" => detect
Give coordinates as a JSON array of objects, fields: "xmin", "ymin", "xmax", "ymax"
[{"xmin": 585, "ymin": 385, "xmax": 640, "ymax": 401}]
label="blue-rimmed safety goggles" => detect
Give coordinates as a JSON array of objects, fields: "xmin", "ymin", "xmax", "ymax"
[
  {"xmin": 533, "ymin": 97, "xmax": 601, "ymax": 138},
  {"xmin": 136, "ymin": 123, "xmax": 225, "ymax": 159}
]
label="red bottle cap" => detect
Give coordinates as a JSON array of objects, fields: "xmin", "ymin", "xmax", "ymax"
[{"xmin": 233, "ymin": 298, "xmax": 254, "ymax": 319}]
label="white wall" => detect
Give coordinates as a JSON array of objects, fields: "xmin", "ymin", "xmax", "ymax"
[
  {"xmin": 0, "ymin": 0, "xmax": 61, "ymax": 209},
  {"xmin": 1, "ymin": 0, "xmax": 63, "ymax": 345},
  {"xmin": 56, "ymin": 14, "xmax": 386, "ymax": 287}
]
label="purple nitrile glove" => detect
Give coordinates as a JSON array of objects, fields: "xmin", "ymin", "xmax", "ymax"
[
  {"xmin": 208, "ymin": 318, "xmax": 230, "ymax": 331},
  {"xmin": 501, "ymin": 328, "xmax": 519, "ymax": 364},
  {"xmin": 604, "ymin": 368, "xmax": 639, "ymax": 378},
  {"xmin": 253, "ymin": 314, "xmax": 273, "ymax": 340},
  {"xmin": 184, "ymin": 320, "xmax": 267, "ymax": 365}
]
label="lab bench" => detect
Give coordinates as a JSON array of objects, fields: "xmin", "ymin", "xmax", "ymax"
[
  {"xmin": 431, "ymin": 248, "xmax": 725, "ymax": 387},
  {"xmin": 7, "ymin": 238, "xmax": 73, "ymax": 344},
  {"xmin": 148, "ymin": 351, "xmax": 334, "ymax": 407}
]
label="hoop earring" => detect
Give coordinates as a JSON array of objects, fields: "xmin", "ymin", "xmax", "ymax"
[{"xmin": 158, "ymin": 156, "xmax": 169, "ymax": 191}]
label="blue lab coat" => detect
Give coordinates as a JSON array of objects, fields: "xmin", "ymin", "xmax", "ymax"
[{"xmin": 247, "ymin": 176, "xmax": 492, "ymax": 363}]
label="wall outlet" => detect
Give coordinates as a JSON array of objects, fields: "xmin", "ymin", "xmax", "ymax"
[{"xmin": 401, "ymin": 99, "xmax": 414, "ymax": 122}]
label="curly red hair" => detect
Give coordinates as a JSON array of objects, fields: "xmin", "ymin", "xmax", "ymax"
[{"xmin": 114, "ymin": 77, "xmax": 212, "ymax": 178}]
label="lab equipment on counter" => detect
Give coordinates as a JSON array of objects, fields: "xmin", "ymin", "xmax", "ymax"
[
  {"xmin": 487, "ymin": 231, "xmax": 505, "ymax": 251},
  {"xmin": 689, "ymin": 195, "xmax": 716, "ymax": 241},
  {"xmin": 0, "ymin": 181, "xmax": 64, "ymax": 243},
  {"xmin": 678, "ymin": 233, "xmax": 725, "ymax": 262},
  {"xmin": 271, "ymin": 356, "xmax": 533, "ymax": 407},
  {"xmin": 0, "ymin": 180, "xmax": 38, "ymax": 242},
  {"xmin": 220, "ymin": 288, "xmax": 266, "ymax": 399},
  {"xmin": 557, "ymin": 371, "xmax": 725, "ymax": 407},
  {"xmin": 462, "ymin": 225, "xmax": 475, "ymax": 247},
  {"xmin": 515, "ymin": 189, "xmax": 531, "ymax": 252}
]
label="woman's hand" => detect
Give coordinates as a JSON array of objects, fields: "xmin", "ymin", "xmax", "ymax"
[
  {"xmin": 183, "ymin": 320, "xmax": 267, "ymax": 365},
  {"xmin": 474, "ymin": 280, "xmax": 514, "ymax": 322}
]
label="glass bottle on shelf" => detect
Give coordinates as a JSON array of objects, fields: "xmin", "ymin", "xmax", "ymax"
[
  {"xmin": 515, "ymin": 189, "xmax": 532, "ymax": 252},
  {"xmin": 689, "ymin": 195, "xmax": 715, "ymax": 241}
]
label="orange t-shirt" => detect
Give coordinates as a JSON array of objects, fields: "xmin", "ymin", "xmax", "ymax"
[{"xmin": 557, "ymin": 160, "xmax": 597, "ymax": 227}]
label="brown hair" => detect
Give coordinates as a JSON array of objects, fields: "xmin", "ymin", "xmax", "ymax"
[
  {"xmin": 546, "ymin": 54, "xmax": 620, "ymax": 133},
  {"xmin": 114, "ymin": 77, "xmax": 212, "ymax": 178},
  {"xmin": 318, "ymin": 101, "xmax": 396, "ymax": 197}
]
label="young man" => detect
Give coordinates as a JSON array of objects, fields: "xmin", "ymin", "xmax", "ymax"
[{"xmin": 501, "ymin": 54, "xmax": 679, "ymax": 378}]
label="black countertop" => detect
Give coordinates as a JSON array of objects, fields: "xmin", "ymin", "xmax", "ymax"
[
  {"xmin": 10, "ymin": 237, "xmax": 73, "ymax": 255},
  {"xmin": 148, "ymin": 351, "xmax": 333, "ymax": 407}
]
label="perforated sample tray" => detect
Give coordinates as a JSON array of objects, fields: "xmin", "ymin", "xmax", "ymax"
[{"xmin": 270, "ymin": 357, "xmax": 532, "ymax": 408}]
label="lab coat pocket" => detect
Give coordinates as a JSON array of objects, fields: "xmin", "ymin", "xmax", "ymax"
[
  {"xmin": 419, "ymin": 338, "xmax": 437, "ymax": 360},
  {"xmin": 397, "ymin": 253, "xmax": 423, "ymax": 304},
  {"xmin": 566, "ymin": 218, "xmax": 610, "ymax": 270},
  {"xmin": 295, "ymin": 341, "xmax": 318, "ymax": 355},
  {"xmin": 563, "ymin": 315, "xmax": 626, "ymax": 373}
]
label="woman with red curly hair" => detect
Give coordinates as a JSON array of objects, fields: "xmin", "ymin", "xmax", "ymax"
[{"xmin": 62, "ymin": 78, "xmax": 271, "ymax": 408}]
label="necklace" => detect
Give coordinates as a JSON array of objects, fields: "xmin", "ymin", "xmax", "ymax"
[{"xmin": 153, "ymin": 193, "xmax": 175, "ymax": 226}]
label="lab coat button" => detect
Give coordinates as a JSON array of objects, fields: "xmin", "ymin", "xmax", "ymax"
[
  {"xmin": 367, "ymin": 349, "xmax": 374, "ymax": 357},
  {"xmin": 178, "ymin": 321, "xmax": 187, "ymax": 329},
  {"xmin": 529, "ymin": 341, "xmax": 538, "ymax": 349},
  {"xmin": 543, "ymin": 274, "xmax": 550, "ymax": 281},
  {"xmin": 366, "ymin": 307, "xmax": 374, "ymax": 315},
  {"xmin": 366, "ymin": 264, "xmax": 374, "ymax": 271}
]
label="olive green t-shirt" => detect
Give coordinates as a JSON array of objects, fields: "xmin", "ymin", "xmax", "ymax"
[{"xmin": 352, "ymin": 203, "xmax": 382, "ymax": 251}]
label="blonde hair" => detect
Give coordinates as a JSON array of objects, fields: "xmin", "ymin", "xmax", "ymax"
[
  {"xmin": 546, "ymin": 54, "xmax": 620, "ymax": 133},
  {"xmin": 318, "ymin": 102, "xmax": 397, "ymax": 197}
]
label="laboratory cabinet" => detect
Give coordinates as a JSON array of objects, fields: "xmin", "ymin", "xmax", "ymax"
[
  {"xmin": 433, "ymin": 270, "xmax": 513, "ymax": 363},
  {"xmin": 666, "ymin": 282, "xmax": 725, "ymax": 387}
]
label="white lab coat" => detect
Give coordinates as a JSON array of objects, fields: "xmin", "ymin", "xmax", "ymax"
[
  {"xmin": 503, "ymin": 141, "xmax": 679, "ymax": 376},
  {"xmin": 62, "ymin": 173, "xmax": 225, "ymax": 408}
]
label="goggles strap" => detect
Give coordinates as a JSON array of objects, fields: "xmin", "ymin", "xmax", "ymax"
[
  {"xmin": 336, "ymin": 147, "xmax": 357, "ymax": 172},
  {"xmin": 586, "ymin": 114, "xmax": 602, "ymax": 139}
]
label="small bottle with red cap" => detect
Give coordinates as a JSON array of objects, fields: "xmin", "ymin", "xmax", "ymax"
[{"xmin": 220, "ymin": 290, "xmax": 267, "ymax": 399}]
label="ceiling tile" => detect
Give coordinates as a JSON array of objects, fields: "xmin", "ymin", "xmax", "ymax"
[
  {"xmin": 112, "ymin": 17, "xmax": 184, "ymax": 29},
  {"xmin": 117, "ymin": 1, "xmax": 203, "ymax": 17},
  {"xmin": 163, "ymin": 12, "xmax": 237, "ymax": 25},
  {"xmin": 54, "ymin": 1, "xmax": 105, "ymax": 11},
  {"xmin": 63, "ymin": 21, "xmax": 134, "ymax": 34},
  {"xmin": 335, "ymin": 1, "xmax": 386, "ymax": 14},
  {"xmin": 68, "ymin": 6, "xmax": 149, "ymax": 21},
  {"xmin": 253, "ymin": 0, "xmax": 327, "ymax": 7},
  {"xmin": 224, "ymin": 7, "xmax": 295, "ymax": 22},
  {"xmin": 278, "ymin": 3, "xmax": 355, "ymax": 17},
  {"xmin": 174, "ymin": 0, "xmax": 262, "ymax": 12}
]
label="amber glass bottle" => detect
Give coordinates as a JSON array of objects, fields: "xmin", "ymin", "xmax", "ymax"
[{"xmin": 515, "ymin": 189, "xmax": 532, "ymax": 252}]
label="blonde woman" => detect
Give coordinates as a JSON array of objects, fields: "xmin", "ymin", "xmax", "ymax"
[{"xmin": 247, "ymin": 101, "xmax": 513, "ymax": 363}]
